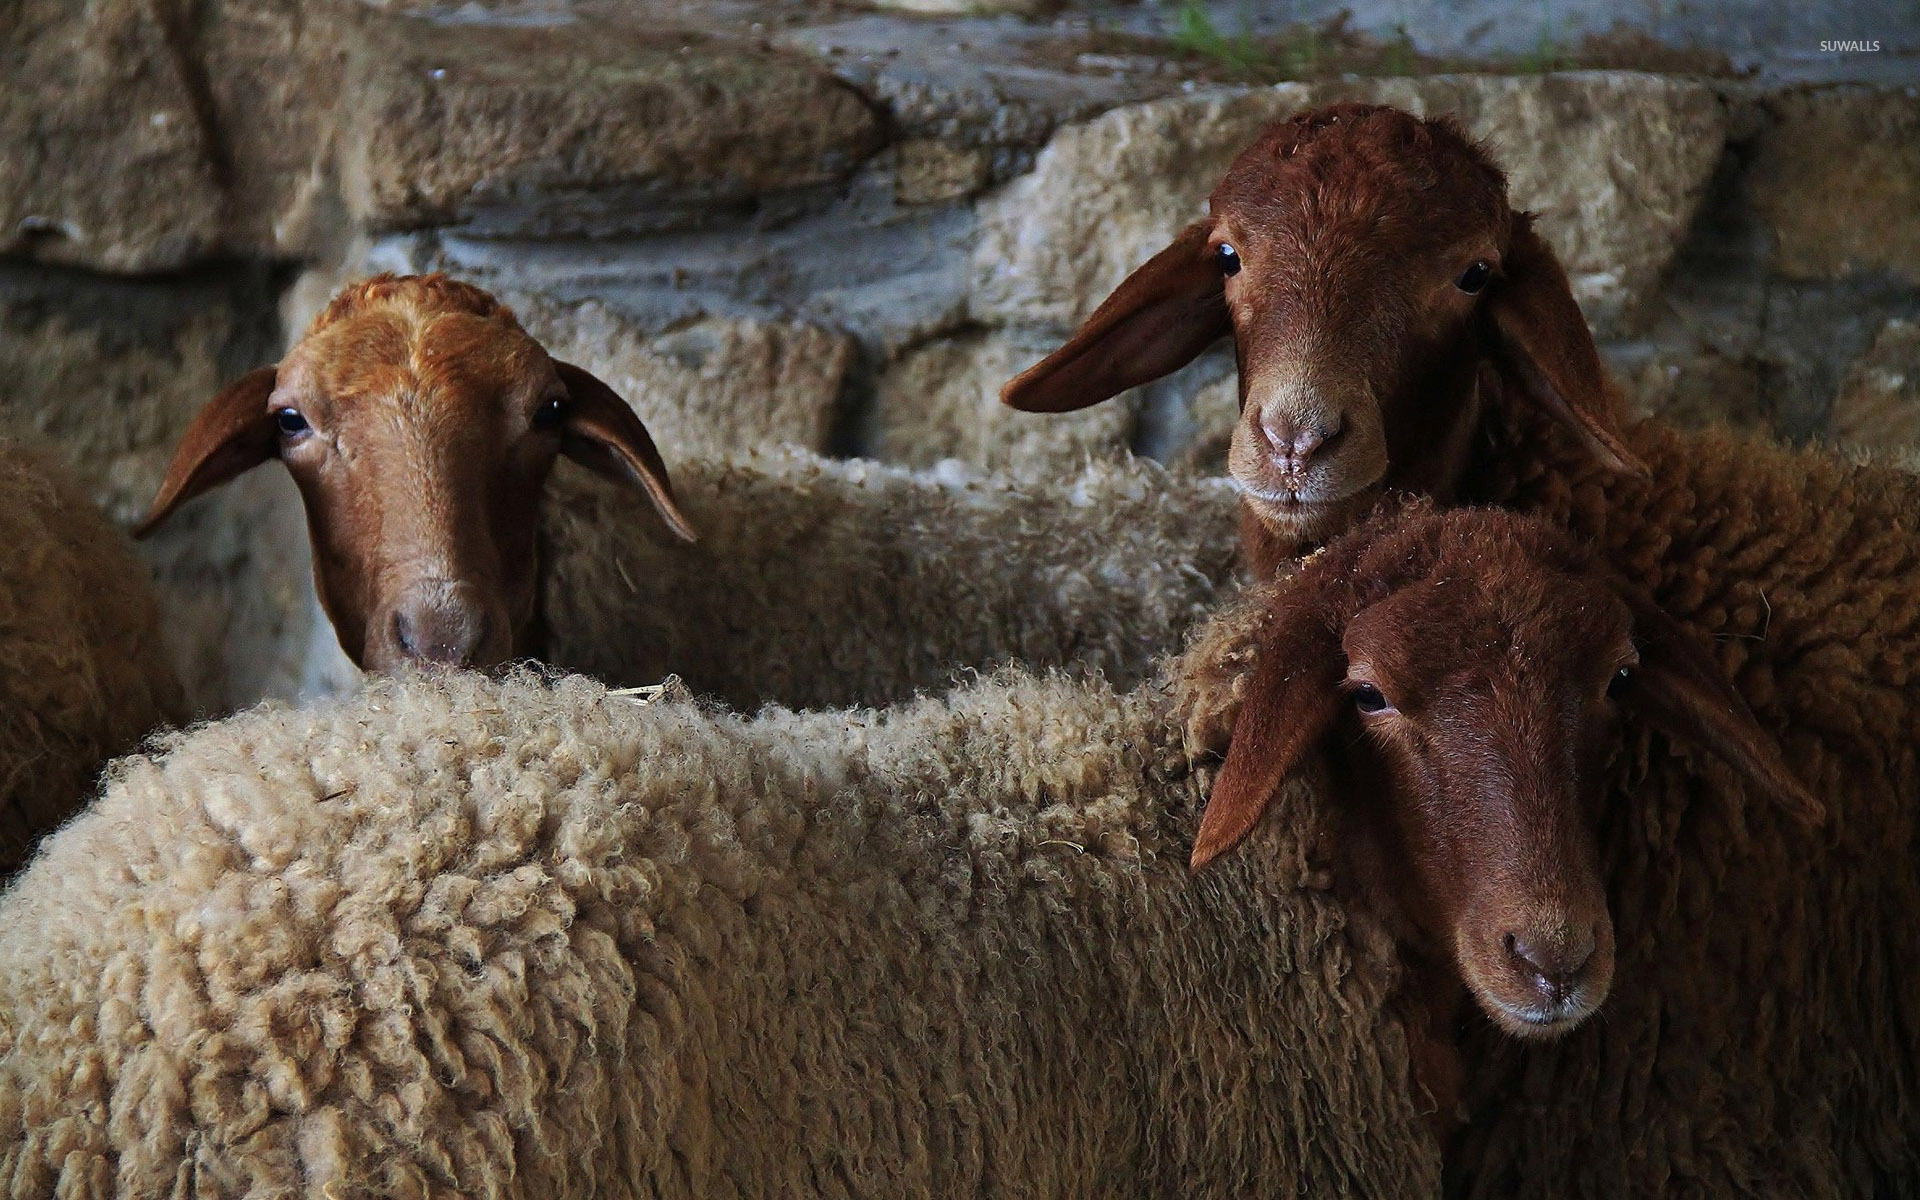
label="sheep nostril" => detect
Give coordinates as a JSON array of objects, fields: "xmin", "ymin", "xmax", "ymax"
[
  {"xmin": 1506, "ymin": 931, "xmax": 1595, "ymax": 1003},
  {"xmin": 461, "ymin": 614, "xmax": 492, "ymax": 668},
  {"xmin": 388, "ymin": 597, "xmax": 490, "ymax": 667},
  {"xmin": 1260, "ymin": 411, "xmax": 1342, "ymax": 474},
  {"xmin": 391, "ymin": 609, "xmax": 420, "ymax": 659}
]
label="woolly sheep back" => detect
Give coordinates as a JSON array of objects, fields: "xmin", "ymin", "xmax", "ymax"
[
  {"xmin": 538, "ymin": 449, "xmax": 1240, "ymax": 709},
  {"xmin": 0, "ymin": 443, "xmax": 183, "ymax": 872},
  {"xmin": 0, "ymin": 667, "xmax": 1438, "ymax": 1196}
]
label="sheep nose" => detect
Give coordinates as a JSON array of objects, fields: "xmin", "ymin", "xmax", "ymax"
[
  {"xmin": 1503, "ymin": 928, "xmax": 1596, "ymax": 1005},
  {"xmin": 390, "ymin": 586, "xmax": 492, "ymax": 668},
  {"xmin": 1259, "ymin": 409, "xmax": 1343, "ymax": 476}
]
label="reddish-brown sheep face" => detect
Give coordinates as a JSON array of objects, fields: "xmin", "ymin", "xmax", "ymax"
[
  {"xmin": 265, "ymin": 301, "xmax": 558, "ymax": 671},
  {"xmin": 1336, "ymin": 569, "xmax": 1631, "ymax": 1035},
  {"xmin": 1003, "ymin": 104, "xmax": 1644, "ymax": 565},
  {"xmin": 1189, "ymin": 504, "xmax": 1821, "ymax": 1040},
  {"xmin": 1212, "ymin": 108, "xmax": 1513, "ymax": 546},
  {"xmin": 137, "ymin": 274, "xmax": 696, "ymax": 674}
]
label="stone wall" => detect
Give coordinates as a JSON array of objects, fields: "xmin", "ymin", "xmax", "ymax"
[{"xmin": 4, "ymin": 0, "xmax": 1916, "ymax": 713}]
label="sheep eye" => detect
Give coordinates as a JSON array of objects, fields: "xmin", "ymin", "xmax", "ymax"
[
  {"xmin": 1455, "ymin": 260, "xmax": 1492, "ymax": 294},
  {"xmin": 1351, "ymin": 683, "xmax": 1392, "ymax": 714},
  {"xmin": 273, "ymin": 408, "xmax": 310, "ymax": 437},
  {"xmin": 1215, "ymin": 242, "xmax": 1242, "ymax": 277},
  {"xmin": 531, "ymin": 396, "xmax": 566, "ymax": 432},
  {"xmin": 1606, "ymin": 666, "xmax": 1634, "ymax": 699}
]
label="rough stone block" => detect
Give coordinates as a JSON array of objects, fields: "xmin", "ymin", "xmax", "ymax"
[
  {"xmin": 0, "ymin": 0, "xmax": 225, "ymax": 271},
  {"xmin": 341, "ymin": 17, "xmax": 885, "ymax": 238},
  {"xmin": 1751, "ymin": 86, "xmax": 1920, "ymax": 283},
  {"xmin": 1617, "ymin": 347, "xmax": 1772, "ymax": 432},
  {"xmin": 875, "ymin": 329, "xmax": 1137, "ymax": 474},
  {"xmin": 1833, "ymin": 317, "xmax": 1920, "ymax": 455},
  {"xmin": 513, "ymin": 297, "xmax": 855, "ymax": 462},
  {"xmin": 897, "ymin": 139, "xmax": 994, "ymax": 205},
  {"xmin": 0, "ymin": 263, "xmax": 328, "ymax": 713},
  {"xmin": 972, "ymin": 73, "xmax": 1728, "ymax": 338}
]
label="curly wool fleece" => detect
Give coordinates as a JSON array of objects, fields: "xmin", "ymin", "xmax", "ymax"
[
  {"xmin": 0, "ymin": 444, "xmax": 183, "ymax": 873},
  {"xmin": 1180, "ymin": 417, "xmax": 1920, "ymax": 1198},
  {"xmin": 0, "ymin": 667, "xmax": 1437, "ymax": 1197}
]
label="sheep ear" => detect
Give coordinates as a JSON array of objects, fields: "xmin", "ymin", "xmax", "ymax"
[
  {"xmin": 1002, "ymin": 221, "xmax": 1229, "ymax": 413},
  {"xmin": 554, "ymin": 360, "xmax": 698, "ymax": 544},
  {"xmin": 1489, "ymin": 217, "xmax": 1648, "ymax": 479},
  {"xmin": 1190, "ymin": 609, "xmax": 1346, "ymax": 871},
  {"xmin": 135, "ymin": 366, "xmax": 281, "ymax": 539},
  {"xmin": 1623, "ymin": 592, "xmax": 1824, "ymax": 828}
]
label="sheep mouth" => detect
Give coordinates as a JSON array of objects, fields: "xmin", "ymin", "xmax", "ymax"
[
  {"xmin": 1228, "ymin": 468, "xmax": 1382, "ymax": 506},
  {"xmin": 1483, "ymin": 996, "xmax": 1599, "ymax": 1040},
  {"xmin": 1234, "ymin": 476, "xmax": 1384, "ymax": 524}
]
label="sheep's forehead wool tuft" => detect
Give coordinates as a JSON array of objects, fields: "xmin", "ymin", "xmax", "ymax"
[
  {"xmin": 307, "ymin": 272, "xmax": 527, "ymax": 341},
  {"xmin": 288, "ymin": 294, "xmax": 551, "ymax": 418},
  {"xmin": 1212, "ymin": 104, "xmax": 1513, "ymax": 259}
]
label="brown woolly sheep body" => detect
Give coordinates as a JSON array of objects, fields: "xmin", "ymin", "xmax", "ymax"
[
  {"xmin": 1450, "ymin": 413, "xmax": 1920, "ymax": 1196},
  {"xmin": 0, "ymin": 444, "xmax": 184, "ymax": 873},
  {"xmin": 1186, "ymin": 418, "xmax": 1920, "ymax": 1196},
  {"xmin": 0, "ymin": 667, "xmax": 1438, "ymax": 1197},
  {"xmin": 538, "ymin": 449, "xmax": 1240, "ymax": 709}
]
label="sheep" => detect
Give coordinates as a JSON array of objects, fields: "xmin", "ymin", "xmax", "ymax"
[
  {"xmin": 0, "ymin": 497, "xmax": 1829, "ymax": 1193},
  {"xmin": 143, "ymin": 274, "xmax": 1244, "ymax": 710},
  {"xmin": 1182, "ymin": 438, "xmax": 1920, "ymax": 1191},
  {"xmin": 135, "ymin": 272, "xmax": 698, "ymax": 673},
  {"xmin": 1445, "ymin": 417, "xmax": 1920, "ymax": 1198},
  {"xmin": 1176, "ymin": 500, "xmax": 1819, "ymax": 1132},
  {"xmin": 1003, "ymin": 110, "xmax": 1920, "ymax": 1188},
  {"xmin": 0, "ymin": 665, "xmax": 1442, "ymax": 1197},
  {"xmin": 1000, "ymin": 101, "xmax": 1649, "ymax": 577},
  {"xmin": 0, "ymin": 442, "xmax": 184, "ymax": 873},
  {"xmin": 538, "ymin": 448, "xmax": 1239, "ymax": 709}
]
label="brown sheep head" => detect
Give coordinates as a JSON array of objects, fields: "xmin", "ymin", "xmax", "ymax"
[
  {"xmin": 136, "ymin": 273, "xmax": 696, "ymax": 674},
  {"xmin": 1002, "ymin": 103, "xmax": 1647, "ymax": 571},
  {"xmin": 1189, "ymin": 503, "xmax": 1820, "ymax": 1042}
]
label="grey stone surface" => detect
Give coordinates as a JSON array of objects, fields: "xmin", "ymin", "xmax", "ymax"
[
  {"xmin": 864, "ymin": 0, "xmax": 1050, "ymax": 15},
  {"xmin": 971, "ymin": 74, "xmax": 1729, "ymax": 338},
  {"xmin": 514, "ymin": 296, "xmax": 855, "ymax": 461},
  {"xmin": 371, "ymin": 157, "xmax": 979, "ymax": 361},
  {"xmin": 777, "ymin": 17, "xmax": 1166, "ymax": 155},
  {"xmin": 875, "ymin": 329, "xmax": 1137, "ymax": 473},
  {"xmin": 341, "ymin": 13, "xmax": 885, "ymax": 238},
  {"xmin": 1066, "ymin": 0, "xmax": 1917, "ymax": 81},
  {"xmin": 897, "ymin": 139, "xmax": 995, "ymax": 205},
  {"xmin": 0, "ymin": 264, "xmax": 282, "ymax": 523}
]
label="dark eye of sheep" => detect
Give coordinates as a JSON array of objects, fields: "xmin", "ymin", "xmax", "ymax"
[
  {"xmin": 1351, "ymin": 683, "xmax": 1392, "ymax": 714},
  {"xmin": 1215, "ymin": 243, "xmax": 1241, "ymax": 277},
  {"xmin": 274, "ymin": 409, "xmax": 310, "ymax": 437},
  {"xmin": 1455, "ymin": 260, "xmax": 1492, "ymax": 294},
  {"xmin": 1607, "ymin": 666, "xmax": 1634, "ymax": 699},
  {"xmin": 532, "ymin": 396, "xmax": 566, "ymax": 432}
]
